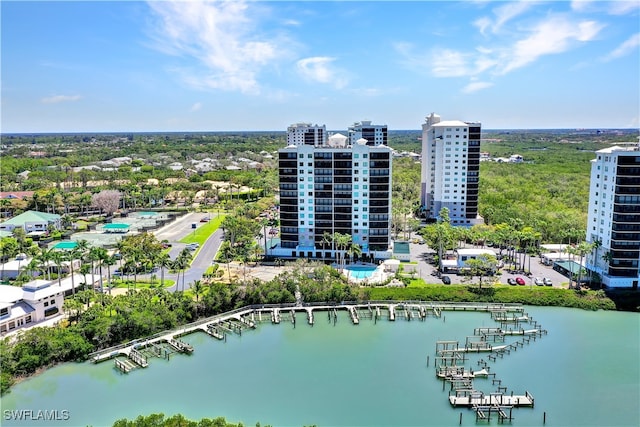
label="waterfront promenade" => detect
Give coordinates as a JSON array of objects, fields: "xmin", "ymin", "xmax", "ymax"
[{"xmin": 89, "ymin": 301, "xmax": 525, "ymax": 365}]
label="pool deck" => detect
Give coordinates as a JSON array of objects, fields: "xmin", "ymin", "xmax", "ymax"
[{"xmin": 343, "ymin": 263, "xmax": 389, "ymax": 284}]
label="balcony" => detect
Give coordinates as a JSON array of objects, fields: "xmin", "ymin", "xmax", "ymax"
[{"xmin": 370, "ymin": 192, "xmax": 389, "ymax": 199}]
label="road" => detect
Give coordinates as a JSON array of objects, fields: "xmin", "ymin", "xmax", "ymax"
[{"xmin": 109, "ymin": 212, "xmax": 225, "ymax": 292}]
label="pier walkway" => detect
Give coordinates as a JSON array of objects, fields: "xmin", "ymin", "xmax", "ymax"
[{"xmin": 89, "ymin": 301, "xmax": 525, "ymax": 371}]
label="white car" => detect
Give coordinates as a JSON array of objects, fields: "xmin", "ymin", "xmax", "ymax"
[
  {"xmin": 534, "ymin": 277, "xmax": 544, "ymax": 286},
  {"xmin": 543, "ymin": 277, "xmax": 553, "ymax": 286}
]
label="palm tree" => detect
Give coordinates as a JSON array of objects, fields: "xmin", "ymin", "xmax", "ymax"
[
  {"xmin": 346, "ymin": 242, "xmax": 362, "ymax": 265},
  {"xmin": 192, "ymin": 279, "xmax": 203, "ymax": 302},
  {"xmin": 575, "ymin": 241, "xmax": 595, "ymax": 289},
  {"xmin": 63, "ymin": 297, "xmax": 83, "ymax": 324},
  {"xmin": 174, "ymin": 249, "xmax": 192, "ymax": 291},
  {"xmin": 321, "ymin": 232, "xmax": 334, "ymax": 259},
  {"xmin": 219, "ymin": 241, "xmax": 235, "ymax": 283},
  {"xmin": 50, "ymin": 250, "xmax": 65, "ymax": 287},
  {"xmin": 37, "ymin": 246, "xmax": 55, "ymax": 281},
  {"xmin": 21, "ymin": 257, "xmax": 42, "ymax": 280},
  {"xmin": 64, "ymin": 246, "xmax": 84, "ymax": 296},
  {"xmin": 103, "ymin": 253, "xmax": 117, "ymax": 295},
  {"xmin": 94, "ymin": 247, "xmax": 109, "ymax": 299},
  {"xmin": 31, "ymin": 192, "xmax": 41, "ymax": 211},
  {"xmin": 333, "ymin": 232, "xmax": 352, "ymax": 271},
  {"xmin": 156, "ymin": 252, "xmax": 173, "ymax": 288},
  {"xmin": 589, "ymin": 238, "xmax": 603, "ymax": 275},
  {"xmin": 87, "ymin": 246, "xmax": 103, "ymax": 293}
]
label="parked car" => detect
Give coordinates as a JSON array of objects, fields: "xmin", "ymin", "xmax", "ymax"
[
  {"xmin": 200, "ymin": 217, "xmax": 210, "ymax": 223},
  {"xmin": 186, "ymin": 243, "xmax": 199, "ymax": 251},
  {"xmin": 441, "ymin": 275, "xmax": 451, "ymax": 285},
  {"xmin": 515, "ymin": 277, "xmax": 526, "ymax": 286},
  {"xmin": 543, "ymin": 277, "xmax": 553, "ymax": 286},
  {"xmin": 507, "ymin": 278, "xmax": 517, "ymax": 285},
  {"xmin": 534, "ymin": 277, "xmax": 544, "ymax": 286}
]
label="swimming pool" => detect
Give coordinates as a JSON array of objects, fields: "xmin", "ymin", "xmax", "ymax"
[{"xmin": 344, "ymin": 265, "xmax": 378, "ymax": 279}]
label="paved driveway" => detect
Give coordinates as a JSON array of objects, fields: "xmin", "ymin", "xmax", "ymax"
[
  {"xmin": 405, "ymin": 233, "xmax": 570, "ymax": 287},
  {"xmin": 107, "ymin": 212, "xmax": 224, "ymax": 292}
]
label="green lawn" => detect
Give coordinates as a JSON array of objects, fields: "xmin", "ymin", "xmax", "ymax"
[
  {"xmin": 180, "ymin": 214, "xmax": 226, "ymax": 246},
  {"xmin": 111, "ymin": 279, "xmax": 175, "ymax": 289}
]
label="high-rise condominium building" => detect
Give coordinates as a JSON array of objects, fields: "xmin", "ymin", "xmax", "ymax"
[
  {"xmin": 347, "ymin": 121, "xmax": 388, "ymax": 146},
  {"xmin": 586, "ymin": 145, "xmax": 640, "ymax": 289},
  {"xmin": 287, "ymin": 123, "xmax": 326, "ymax": 146},
  {"xmin": 420, "ymin": 113, "xmax": 482, "ymax": 225},
  {"xmin": 278, "ymin": 123, "xmax": 392, "ymax": 260}
]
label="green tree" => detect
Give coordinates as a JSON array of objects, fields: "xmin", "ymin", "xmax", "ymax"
[{"xmin": 464, "ymin": 253, "xmax": 498, "ymax": 288}]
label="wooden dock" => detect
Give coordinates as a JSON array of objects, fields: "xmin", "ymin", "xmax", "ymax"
[
  {"xmin": 449, "ymin": 390, "xmax": 535, "ymax": 407},
  {"xmin": 89, "ymin": 301, "xmax": 529, "ymax": 374},
  {"xmin": 167, "ymin": 338, "xmax": 193, "ymax": 354}
]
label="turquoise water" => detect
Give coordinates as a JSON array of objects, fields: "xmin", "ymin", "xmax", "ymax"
[
  {"xmin": 345, "ymin": 265, "xmax": 377, "ymax": 279},
  {"xmin": 2, "ymin": 307, "xmax": 638, "ymax": 427},
  {"xmin": 134, "ymin": 211, "xmax": 158, "ymax": 217}
]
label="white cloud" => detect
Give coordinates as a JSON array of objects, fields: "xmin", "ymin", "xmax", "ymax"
[
  {"xmin": 190, "ymin": 102, "xmax": 202, "ymax": 112},
  {"xmin": 296, "ymin": 57, "xmax": 348, "ymax": 89},
  {"xmin": 41, "ymin": 95, "xmax": 82, "ymax": 104},
  {"xmin": 431, "ymin": 49, "xmax": 473, "ymax": 77},
  {"xmin": 607, "ymin": 1, "xmax": 640, "ymax": 15},
  {"xmin": 571, "ymin": 0, "xmax": 596, "ymax": 12},
  {"xmin": 498, "ymin": 17, "xmax": 604, "ymax": 74},
  {"xmin": 397, "ymin": 11, "xmax": 606, "ymax": 87},
  {"xmin": 602, "ymin": 33, "xmax": 640, "ymax": 61},
  {"xmin": 146, "ymin": 0, "xmax": 289, "ymax": 94},
  {"xmin": 394, "ymin": 43, "xmax": 478, "ymax": 78},
  {"xmin": 462, "ymin": 81, "xmax": 494, "ymax": 94},
  {"xmin": 474, "ymin": 1, "xmax": 537, "ymax": 35}
]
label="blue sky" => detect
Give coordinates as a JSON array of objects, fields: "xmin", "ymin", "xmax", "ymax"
[{"xmin": 2, "ymin": 1, "xmax": 639, "ymax": 132}]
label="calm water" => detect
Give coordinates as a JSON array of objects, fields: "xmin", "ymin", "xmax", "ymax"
[
  {"xmin": 344, "ymin": 265, "xmax": 377, "ymax": 279},
  {"xmin": 2, "ymin": 307, "xmax": 639, "ymax": 427}
]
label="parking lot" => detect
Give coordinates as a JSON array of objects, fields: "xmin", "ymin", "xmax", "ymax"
[{"xmin": 407, "ymin": 236, "xmax": 571, "ymax": 288}]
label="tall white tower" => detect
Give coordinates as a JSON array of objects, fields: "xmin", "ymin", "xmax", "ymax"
[
  {"xmin": 586, "ymin": 145, "xmax": 640, "ymax": 289},
  {"xmin": 287, "ymin": 123, "xmax": 326, "ymax": 146},
  {"xmin": 278, "ymin": 121, "xmax": 393, "ymax": 260},
  {"xmin": 348, "ymin": 120, "xmax": 388, "ymax": 146},
  {"xmin": 420, "ymin": 113, "xmax": 481, "ymax": 225}
]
